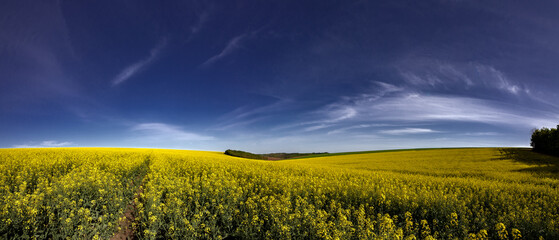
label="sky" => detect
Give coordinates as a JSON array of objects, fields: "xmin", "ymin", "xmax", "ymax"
[{"xmin": 1, "ymin": 0, "xmax": 559, "ymax": 153}]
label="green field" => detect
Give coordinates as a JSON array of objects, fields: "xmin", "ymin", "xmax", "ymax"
[{"xmin": 1, "ymin": 148, "xmax": 558, "ymax": 239}]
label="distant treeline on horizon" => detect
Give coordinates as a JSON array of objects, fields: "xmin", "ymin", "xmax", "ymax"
[{"xmin": 224, "ymin": 149, "xmax": 328, "ymax": 160}]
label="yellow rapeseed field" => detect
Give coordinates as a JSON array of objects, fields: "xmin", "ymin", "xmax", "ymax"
[{"xmin": 1, "ymin": 148, "xmax": 558, "ymax": 239}]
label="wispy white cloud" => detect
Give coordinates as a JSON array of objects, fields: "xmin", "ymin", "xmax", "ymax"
[
  {"xmin": 315, "ymin": 90, "xmax": 559, "ymax": 130},
  {"xmin": 326, "ymin": 124, "xmax": 392, "ymax": 135},
  {"xmin": 378, "ymin": 94, "xmax": 555, "ymax": 127},
  {"xmin": 397, "ymin": 59, "xmax": 528, "ymax": 96},
  {"xmin": 325, "ymin": 106, "xmax": 357, "ymax": 122},
  {"xmin": 213, "ymin": 74, "xmax": 557, "ymax": 150},
  {"xmin": 131, "ymin": 123, "xmax": 213, "ymax": 141},
  {"xmin": 272, "ymin": 105, "xmax": 357, "ymax": 133},
  {"xmin": 287, "ymin": 82, "xmax": 403, "ymax": 132},
  {"xmin": 474, "ymin": 65, "xmax": 523, "ymax": 95},
  {"xmin": 13, "ymin": 140, "xmax": 73, "ymax": 148},
  {"xmin": 201, "ymin": 33, "xmax": 252, "ymax": 67},
  {"xmin": 213, "ymin": 117, "xmax": 268, "ymax": 131},
  {"xmin": 213, "ymin": 99, "xmax": 294, "ymax": 131},
  {"xmin": 379, "ymin": 128, "xmax": 438, "ymax": 135},
  {"xmin": 112, "ymin": 38, "xmax": 167, "ymax": 86},
  {"xmin": 211, "ymin": 89, "xmax": 549, "ymax": 152},
  {"xmin": 304, "ymin": 124, "xmax": 333, "ymax": 132},
  {"xmin": 398, "ymin": 59, "xmax": 474, "ymax": 88},
  {"xmin": 462, "ymin": 132, "xmax": 500, "ymax": 136},
  {"xmin": 375, "ymin": 81, "xmax": 404, "ymax": 93}
]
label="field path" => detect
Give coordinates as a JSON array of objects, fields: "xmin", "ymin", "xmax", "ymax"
[{"xmin": 111, "ymin": 174, "xmax": 145, "ymax": 240}]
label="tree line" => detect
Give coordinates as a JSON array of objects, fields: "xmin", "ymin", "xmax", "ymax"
[
  {"xmin": 531, "ymin": 125, "xmax": 559, "ymax": 156},
  {"xmin": 224, "ymin": 149, "xmax": 329, "ymax": 160}
]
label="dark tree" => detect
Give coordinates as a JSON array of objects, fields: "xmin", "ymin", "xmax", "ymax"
[{"xmin": 531, "ymin": 125, "xmax": 559, "ymax": 156}]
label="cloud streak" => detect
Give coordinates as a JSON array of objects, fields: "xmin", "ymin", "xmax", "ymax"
[
  {"xmin": 112, "ymin": 38, "xmax": 167, "ymax": 86},
  {"xmin": 357, "ymin": 93, "xmax": 556, "ymax": 127},
  {"xmin": 131, "ymin": 122, "xmax": 214, "ymax": 141},
  {"xmin": 308, "ymin": 86, "xmax": 559, "ymax": 137},
  {"xmin": 213, "ymin": 98, "xmax": 296, "ymax": 131},
  {"xmin": 462, "ymin": 132, "xmax": 500, "ymax": 136},
  {"xmin": 397, "ymin": 59, "xmax": 528, "ymax": 96},
  {"xmin": 379, "ymin": 128, "xmax": 438, "ymax": 135},
  {"xmin": 474, "ymin": 65, "xmax": 523, "ymax": 95},
  {"xmin": 13, "ymin": 140, "xmax": 73, "ymax": 148},
  {"xmin": 201, "ymin": 33, "xmax": 252, "ymax": 67}
]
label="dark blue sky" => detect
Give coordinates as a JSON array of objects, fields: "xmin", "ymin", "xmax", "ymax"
[{"xmin": 2, "ymin": 0, "xmax": 558, "ymax": 152}]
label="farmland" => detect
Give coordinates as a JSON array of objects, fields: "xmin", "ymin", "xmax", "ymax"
[{"xmin": 1, "ymin": 148, "xmax": 558, "ymax": 239}]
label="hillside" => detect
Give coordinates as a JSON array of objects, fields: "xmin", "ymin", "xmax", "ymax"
[{"xmin": 284, "ymin": 148, "xmax": 558, "ymax": 180}]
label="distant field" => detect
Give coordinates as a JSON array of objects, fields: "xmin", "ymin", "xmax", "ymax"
[
  {"xmin": 1, "ymin": 148, "xmax": 558, "ymax": 239},
  {"xmin": 289, "ymin": 147, "xmax": 477, "ymax": 159}
]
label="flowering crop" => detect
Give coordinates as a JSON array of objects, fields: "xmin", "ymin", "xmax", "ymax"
[
  {"xmin": 136, "ymin": 148, "xmax": 559, "ymax": 239},
  {"xmin": 1, "ymin": 148, "xmax": 558, "ymax": 239},
  {"xmin": 0, "ymin": 148, "xmax": 150, "ymax": 239}
]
